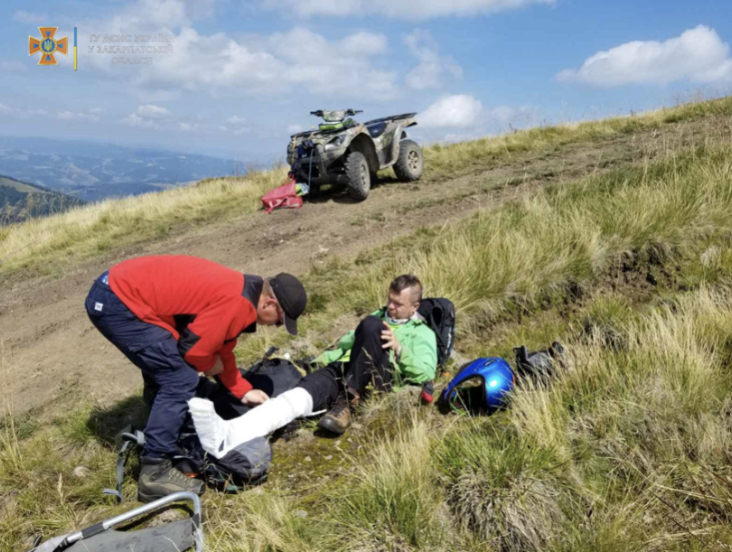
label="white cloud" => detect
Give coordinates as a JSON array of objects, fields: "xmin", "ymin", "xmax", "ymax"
[
  {"xmin": 419, "ymin": 94, "xmax": 484, "ymax": 128},
  {"xmin": 56, "ymin": 110, "xmax": 101, "ymax": 122},
  {"xmin": 340, "ymin": 32, "xmax": 389, "ymax": 56},
  {"xmin": 263, "ymin": 0, "xmax": 553, "ymax": 19},
  {"xmin": 136, "ymin": 104, "xmax": 172, "ymax": 118},
  {"xmin": 412, "ymin": 96, "xmax": 541, "ymax": 143},
  {"xmin": 165, "ymin": 27, "xmax": 393, "ymax": 98},
  {"xmin": 226, "ymin": 115, "xmax": 247, "ymax": 124},
  {"xmin": 13, "ymin": 10, "xmax": 49, "ymax": 23},
  {"xmin": 123, "ymin": 113, "xmax": 155, "ymax": 128},
  {"xmin": 76, "ymin": 0, "xmax": 396, "ymax": 99},
  {"xmin": 122, "ymin": 104, "xmax": 172, "ymax": 128},
  {"xmin": 288, "ymin": 124, "xmax": 304, "ymax": 134},
  {"xmin": 404, "ymin": 29, "xmax": 462, "ymax": 90},
  {"xmin": 0, "ymin": 103, "xmax": 98, "ymax": 121},
  {"xmin": 121, "ymin": 103, "xmax": 221, "ymax": 134},
  {"xmin": 558, "ymin": 25, "xmax": 732, "ymax": 87},
  {"xmin": 260, "ymin": 28, "xmax": 396, "ymax": 98}
]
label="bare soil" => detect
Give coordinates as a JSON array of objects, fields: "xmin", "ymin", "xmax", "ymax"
[{"xmin": 0, "ymin": 115, "xmax": 728, "ymax": 416}]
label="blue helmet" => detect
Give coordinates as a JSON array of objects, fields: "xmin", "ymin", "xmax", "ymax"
[{"xmin": 439, "ymin": 357, "xmax": 515, "ymax": 413}]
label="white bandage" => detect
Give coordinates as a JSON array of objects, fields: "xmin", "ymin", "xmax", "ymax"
[{"xmin": 188, "ymin": 388, "xmax": 314, "ymax": 459}]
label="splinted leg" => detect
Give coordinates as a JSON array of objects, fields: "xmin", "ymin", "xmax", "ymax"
[{"xmin": 188, "ymin": 387, "xmax": 315, "ymax": 458}]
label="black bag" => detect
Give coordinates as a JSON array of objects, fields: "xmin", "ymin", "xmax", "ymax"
[
  {"xmin": 177, "ymin": 358, "xmax": 303, "ymax": 491},
  {"xmin": 418, "ymin": 298, "xmax": 456, "ymax": 368},
  {"xmin": 173, "ymin": 431, "xmax": 271, "ymax": 493},
  {"xmin": 513, "ymin": 341, "xmax": 565, "ymax": 379},
  {"xmin": 206, "ymin": 357, "xmax": 303, "ymax": 420}
]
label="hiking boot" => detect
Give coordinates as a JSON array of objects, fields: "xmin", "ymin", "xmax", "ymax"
[
  {"xmin": 318, "ymin": 392, "xmax": 359, "ymax": 435},
  {"xmin": 138, "ymin": 457, "xmax": 205, "ymax": 503}
]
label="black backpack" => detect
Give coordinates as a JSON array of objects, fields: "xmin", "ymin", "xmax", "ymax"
[
  {"xmin": 418, "ymin": 298, "xmax": 456, "ymax": 368},
  {"xmin": 513, "ymin": 341, "xmax": 565, "ymax": 379}
]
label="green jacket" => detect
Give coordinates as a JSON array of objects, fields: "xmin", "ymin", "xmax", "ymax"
[{"xmin": 315, "ymin": 309, "xmax": 437, "ymax": 385}]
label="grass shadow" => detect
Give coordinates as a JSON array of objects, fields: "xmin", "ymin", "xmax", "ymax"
[
  {"xmin": 86, "ymin": 395, "xmax": 150, "ymax": 446},
  {"xmin": 305, "ymin": 185, "xmax": 362, "ymax": 205},
  {"xmin": 304, "ymin": 177, "xmax": 405, "ymax": 205}
]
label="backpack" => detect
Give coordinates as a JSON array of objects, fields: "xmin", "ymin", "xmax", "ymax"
[
  {"xmin": 418, "ymin": 298, "xmax": 456, "ymax": 368},
  {"xmin": 513, "ymin": 341, "xmax": 565, "ymax": 380},
  {"xmin": 105, "ymin": 359, "xmax": 303, "ymax": 501},
  {"xmin": 417, "ymin": 298, "xmax": 456, "ymax": 404}
]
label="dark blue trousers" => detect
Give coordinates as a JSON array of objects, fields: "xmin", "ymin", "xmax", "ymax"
[
  {"xmin": 85, "ymin": 273, "xmax": 200, "ymax": 459},
  {"xmin": 298, "ymin": 316, "xmax": 393, "ymax": 411}
]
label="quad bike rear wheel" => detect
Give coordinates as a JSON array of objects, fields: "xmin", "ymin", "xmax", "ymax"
[
  {"xmin": 393, "ymin": 139, "xmax": 423, "ymax": 181},
  {"xmin": 345, "ymin": 151, "xmax": 371, "ymax": 201}
]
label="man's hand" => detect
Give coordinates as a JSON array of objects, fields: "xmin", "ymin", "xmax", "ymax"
[
  {"xmin": 241, "ymin": 389, "xmax": 269, "ymax": 406},
  {"xmin": 381, "ymin": 322, "xmax": 402, "ymax": 356},
  {"xmin": 203, "ymin": 354, "xmax": 224, "ymax": 378}
]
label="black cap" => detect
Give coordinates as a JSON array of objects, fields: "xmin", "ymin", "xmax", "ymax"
[{"xmin": 269, "ymin": 273, "xmax": 307, "ymax": 336}]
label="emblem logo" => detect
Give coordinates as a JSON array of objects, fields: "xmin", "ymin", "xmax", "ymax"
[{"xmin": 29, "ymin": 27, "xmax": 68, "ymax": 66}]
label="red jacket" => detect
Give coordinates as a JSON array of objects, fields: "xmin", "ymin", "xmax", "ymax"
[{"xmin": 109, "ymin": 255, "xmax": 260, "ymax": 398}]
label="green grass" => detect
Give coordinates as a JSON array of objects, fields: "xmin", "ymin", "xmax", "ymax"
[
  {"xmin": 421, "ymin": 95, "xmax": 732, "ymax": 182},
  {"xmin": 3, "ymin": 98, "xmax": 732, "ymax": 551},
  {"xmin": 0, "ymin": 169, "xmax": 287, "ymax": 279},
  {"xmin": 299, "ymin": 144, "xmax": 732, "ymax": 340}
]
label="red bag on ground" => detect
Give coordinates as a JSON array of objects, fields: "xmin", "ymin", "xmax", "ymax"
[{"xmin": 261, "ymin": 178, "xmax": 303, "ymax": 214}]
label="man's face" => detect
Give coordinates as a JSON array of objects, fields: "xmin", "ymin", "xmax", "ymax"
[
  {"xmin": 386, "ymin": 287, "xmax": 419, "ymax": 320},
  {"xmin": 257, "ymin": 295, "xmax": 284, "ymax": 327}
]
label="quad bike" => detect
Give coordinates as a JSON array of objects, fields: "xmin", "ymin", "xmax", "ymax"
[{"xmin": 286, "ymin": 109, "xmax": 424, "ymax": 201}]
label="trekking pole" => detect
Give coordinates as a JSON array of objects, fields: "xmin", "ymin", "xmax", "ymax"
[{"xmin": 33, "ymin": 492, "xmax": 204, "ymax": 552}]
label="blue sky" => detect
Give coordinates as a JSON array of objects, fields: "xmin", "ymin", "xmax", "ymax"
[{"xmin": 1, "ymin": 0, "xmax": 731, "ymax": 163}]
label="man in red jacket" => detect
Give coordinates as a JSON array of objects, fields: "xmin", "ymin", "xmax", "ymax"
[{"xmin": 85, "ymin": 255, "xmax": 306, "ymax": 502}]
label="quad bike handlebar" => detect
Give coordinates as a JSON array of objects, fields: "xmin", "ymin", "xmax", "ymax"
[{"xmin": 309, "ymin": 109, "xmax": 363, "ymax": 118}]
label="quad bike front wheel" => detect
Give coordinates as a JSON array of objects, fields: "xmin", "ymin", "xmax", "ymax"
[
  {"xmin": 345, "ymin": 151, "xmax": 371, "ymax": 201},
  {"xmin": 393, "ymin": 139, "xmax": 423, "ymax": 182},
  {"xmin": 307, "ymin": 183, "xmax": 321, "ymax": 200}
]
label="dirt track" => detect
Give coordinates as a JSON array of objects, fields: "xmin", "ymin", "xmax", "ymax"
[{"xmin": 0, "ymin": 116, "xmax": 726, "ymax": 416}]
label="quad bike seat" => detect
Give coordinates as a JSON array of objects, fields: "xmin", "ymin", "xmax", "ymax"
[
  {"xmin": 367, "ymin": 122, "xmax": 387, "ymax": 138},
  {"xmin": 319, "ymin": 122, "xmax": 344, "ymax": 132}
]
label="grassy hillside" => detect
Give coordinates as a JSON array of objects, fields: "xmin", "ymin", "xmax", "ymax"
[
  {"xmin": 1, "ymin": 96, "xmax": 731, "ymax": 279},
  {"xmin": 0, "ymin": 175, "xmax": 84, "ymax": 226},
  {"xmin": 2, "ymin": 98, "xmax": 732, "ymax": 551}
]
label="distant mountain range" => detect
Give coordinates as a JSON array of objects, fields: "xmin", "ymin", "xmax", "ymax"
[
  {"xmin": 0, "ymin": 174, "xmax": 84, "ymax": 225},
  {"xmin": 0, "ymin": 136, "xmax": 247, "ymax": 202}
]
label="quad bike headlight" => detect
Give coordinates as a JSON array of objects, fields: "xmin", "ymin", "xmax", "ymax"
[{"xmin": 324, "ymin": 135, "xmax": 346, "ymax": 151}]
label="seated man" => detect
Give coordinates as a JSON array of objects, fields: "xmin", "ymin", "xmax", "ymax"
[{"xmin": 189, "ymin": 274, "xmax": 437, "ymax": 459}]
